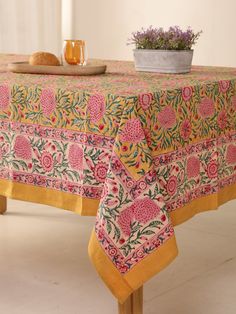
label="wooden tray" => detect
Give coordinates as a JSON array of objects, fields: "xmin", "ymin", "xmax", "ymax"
[{"xmin": 7, "ymin": 62, "xmax": 107, "ymax": 76}]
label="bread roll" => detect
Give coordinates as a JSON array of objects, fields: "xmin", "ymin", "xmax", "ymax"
[{"xmin": 29, "ymin": 52, "xmax": 60, "ymax": 66}]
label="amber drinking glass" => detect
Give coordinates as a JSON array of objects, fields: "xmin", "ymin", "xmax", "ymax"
[{"xmin": 63, "ymin": 40, "xmax": 86, "ymax": 65}]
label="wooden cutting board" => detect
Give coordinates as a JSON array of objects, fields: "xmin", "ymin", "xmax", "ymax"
[{"xmin": 7, "ymin": 62, "xmax": 107, "ymax": 76}]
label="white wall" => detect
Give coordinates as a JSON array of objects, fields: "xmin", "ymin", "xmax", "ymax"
[
  {"xmin": 73, "ymin": 0, "xmax": 236, "ymax": 67},
  {"xmin": 0, "ymin": 0, "xmax": 61, "ymax": 55},
  {"xmin": 0, "ymin": 0, "xmax": 236, "ymax": 67}
]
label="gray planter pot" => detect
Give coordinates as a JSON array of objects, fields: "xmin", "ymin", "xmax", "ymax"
[{"xmin": 133, "ymin": 49, "xmax": 193, "ymax": 74}]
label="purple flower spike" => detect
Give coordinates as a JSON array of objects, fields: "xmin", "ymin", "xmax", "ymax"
[{"xmin": 128, "ymin": 26, "xmax": 202, "ymax": 50}]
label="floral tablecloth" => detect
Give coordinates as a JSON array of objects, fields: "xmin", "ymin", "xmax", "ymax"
[{"xmin": 0, "ymin": 54, "xmax": 236, "ymax": 302}]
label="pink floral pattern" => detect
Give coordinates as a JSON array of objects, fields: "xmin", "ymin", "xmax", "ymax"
[
  {"xmin": 187, "ymin": 156, "xmax": 200, "ymax": 178},
  {"xmin": 138, "ymin": 93, "xmax": 153, "ymax": 110},
  {"xmin": 198, "ymin": 98, "xmax": 215, "ymax": 118},
  {"xmin": 117, "ymin": 207, "xmax": 133, "ymax": 236},
  {"xmin": 180, "ymin": 119, "xmax": 191, "ymax": 140},
  {"xmin": 0, "ymin": 85, "xmax": 10, "ymax": 110},
  {"xmin": 120, "ymin": 118, "xmax": 145, "ymax": 143},
  {"xmin": 41, "ymin": 151, "xmax": 54, "ymax": 172},
  {"xmin": 219, "ymin": 80, "xmax": 230, "ymax": 93},
  {"xmin": 157, "ymin": 106, "xmax": 176, "ymax": 129},
  {"xmin": 132, "ymin": 198, "xmax": 161, "ymax": 224},
  {"xmin": 68, "ymin": 144, "xmax": 83, "ymax": 170},
  {"xmin": 40, "ymin": 89, "xmax": 56, "ymax": 116},
  {"xmin": 118, "ymin": 198, "xmax": 161, "ymax": 236},
  {"xmin": 232, "ymin": 95, "xmax": 236, "ymax": 111},
  {"xmin": 143, "ymin": 128, "xmax": 152, "ymax": 146},
  {"xmin": 1, "ymin": 54, "xmax": 236, "ymax": 299},
  {"xmin": 206, "ymin": 160, "xmax": 218, "ymax": 178},
  {"xmin": 94, "ymin": 162, "xmax": 108, "ymax": 182},
  {"xmin": 166, "ymin": 176, "xmax": 177, "ymax": 196},
  {"xmin": 226, "ymin": 145, "xmax": 236, "ymax": 164},
  {"xmin": 217, "ymin": 110, "xmax": 227, "ymax": 130},
  {"xmin": 87, "ymin": 94, "xmax": 105, "ymax": 123},
  {"xmin": 14, "ymin": 135, "xmax": 32, "ymax": 160},
  {"xmin": 182, "ymin": 86, "xmax": 193, "ymax": 101}
]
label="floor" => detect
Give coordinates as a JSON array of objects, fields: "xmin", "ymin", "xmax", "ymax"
[{"xmin": 0, "ymin": 199, "xmax": 235, "ymax": 314}]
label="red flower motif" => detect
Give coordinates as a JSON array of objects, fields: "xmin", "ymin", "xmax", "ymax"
[
  {"xmin": 182, "ymin": 86, "xmax": 193, "ymax": 102},
  {"xmin": 219, "ymin": 80, "xmax": 230, "ymax": 93},
  {"xmin": 87, "ymin": 94, "xmax": 105, "ymax": 123},
  {"xmin": 126, "ymin": 180, "xmax": 134, "ymax": 188},
  {"xmin": 217, "ymin": 110, "xmax": 227, "ymax": 130},
  {"xmin": 112, "ymin": 186, "xmax": 118, "ymax": 193},
  {"xmin": 117, "ymin": 207, "xmax": 134, "ymax": 236},
  {"xmin": 68, "ymin": 144, "xmax": 83, "ymax": 170},
  {"xmin": 180, "ymin": 119, "xmax": 191, "ymax": 140},
  {"xmin": 97, "ymin": 228, "xmax": 105, "ymax": 240},
  {"xmin": 135, "ymin": 249, "xmax": 144, "ymax": 259},
  {"xmin": 138, "ymin": 181, "xmax": 147, "ymax": 190},
  {"xmin": 94, "ymin": 162, "xmax": 108, "ymax": 182},
  {"xmin": 118, "ymin": 198, "xmax": 161, "ymax": 236},
  {"xmin": 206, "ymin": 160, "xmax": 218, "ymax": 178},
  {"xmin": 108, "ymin": 246, "xmax": 117, "ymax": 257},
  {"xmin": 198, "ymin": 97, "xmax": 215, "ymax": 118},
  {"xmin": 157, "ymin": 106, "xmax": 176, "ymax": 129},
  {"xmin": 166, "ymin": 176, "xmax": 177, "ymax": 196},
  {"xmin": 132, "ymin": 198, "xmax": 161, "ymax": 224},
  {"xmin": 112, "ymin": 159, "xmax": 122, "ymax": 171},
  {"xmin": 143, "ymin": 128, "xmax": 152, "ymax": 146},
  {"xmin": 232, "ymin": 95, "xmax": 236, "ymax": 110},
  {"xmin": 187, "ymin": 156, "xmax": 200, "ymax": 178},
  {"xmin": 40, "ymin": 89, "xmax": 56, "ymax": 116},
  {"xmin": 0, "ymin": 85, "xmax": 10, "ymax": 110},
  {"xmin": 161, "ymin": 215, "xmax": 166, "ymax": 222},
  {"xmin": 226, "ymin": 145, "xmax": 236, "ymax": 164},
  {"xmin": 138, "ymin": 93, "xmax": 153, "ymax": 110},
  {"xmin": 117, "ymin": 263, "xmax": 129, "ymax": 274},
  {"xmin": 14, "ymin": 135, "xmax": 32, "ymax": 160},
  {"xmin": 120, "ymin": 118, "xmax": 145, "ymax": 143},
  {"xmin": 41, "ymin": 152, "xmax": 54, "ymax": 172},
  {"xmin": 119, "ymin": 238, "xmax": 125, "ymax": 245},
  {"xmin": 27, "ymin": 175, "xmax": 34, "ymax": 184}
]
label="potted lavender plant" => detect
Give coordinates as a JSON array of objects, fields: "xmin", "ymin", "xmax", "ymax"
[{"xmin": 129, "ymin": 26, "xmax": 202, "ymax": 73}]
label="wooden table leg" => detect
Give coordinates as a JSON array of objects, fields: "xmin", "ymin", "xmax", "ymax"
[
  {"xmin": 118, "ymin": 286, "xmax": 143, "ymax": 314},
  {"xmin": 0, "ymin": 196, "xmax": 7, "ymax": 214},
  {"xmin": 118, "ymin": 294, "xmax": 132, "ymax": 314},
  {"xmin": 132, "ymin": 286, "xmax": 143, "ymax": 314}
]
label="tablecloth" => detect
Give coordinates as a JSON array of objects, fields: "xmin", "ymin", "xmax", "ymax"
[{"xmin": 0, "ymin": 54, "xmax": 236, "ymax": 302}]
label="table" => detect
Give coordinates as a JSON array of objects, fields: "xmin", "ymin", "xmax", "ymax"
[{"xmin": 0, "ymin": 54, "xmax": 236, "ymax": 314}]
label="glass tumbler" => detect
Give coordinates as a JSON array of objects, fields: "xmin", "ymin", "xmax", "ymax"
[{"xmin": 63, "ymin": 40, "xmax": 87, "ymax": 65}]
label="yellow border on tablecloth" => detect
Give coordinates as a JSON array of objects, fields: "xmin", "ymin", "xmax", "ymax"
[
  {"xmin": 88, "ymin": 230, "xmax": 178, "ymax": 303},
  {"xmin": 170, "ymin": 183, "xmax": 236, "ymax": 226},
  {"xmin": 1, "ymin": 177, "xmax": 236, "ymax": 303},
  {"xmin": 88, "ymin": 182, "xmax": 236, "ymax": 303},
  {"xmin": 0, "ymin": 179, "xmax": 99, "ymax": 216}
]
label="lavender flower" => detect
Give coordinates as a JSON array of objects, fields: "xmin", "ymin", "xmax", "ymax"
[{"xmin": 128, "ymin": 26, "xmax": 202, "ymax": 50}]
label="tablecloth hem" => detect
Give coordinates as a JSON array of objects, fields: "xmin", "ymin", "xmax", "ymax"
[
  {"xmin": 170, "ymin": 183, "xmax": 236, "ymax": 226},
  {"xmin": 0, "ymin": 179, "xmax": 99, "ymax": 216},
  {"xmin": 88, "ymin": 182, "xmax": 236, "ymax": 303},
  {"xmin": 88, "ymin": 230, "xmax": 178, "ymax": 303}
]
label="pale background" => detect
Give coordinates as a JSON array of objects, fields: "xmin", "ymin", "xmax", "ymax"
[{"xmin": 0, "ymin": 0, "xmax": 236, "ymax": 66}]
